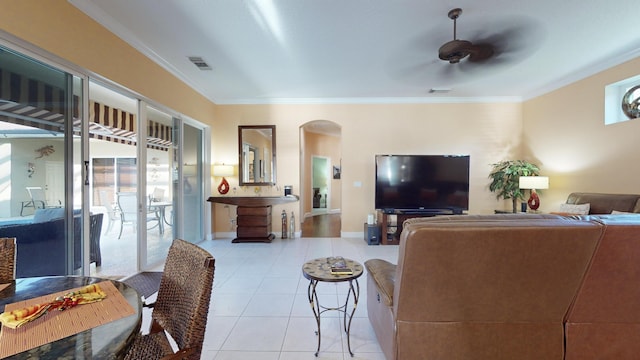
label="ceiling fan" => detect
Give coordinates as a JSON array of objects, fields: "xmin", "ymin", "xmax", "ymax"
[{"xmin": 438, "ymin": 8, "xmax": 494, "ymax": 64}]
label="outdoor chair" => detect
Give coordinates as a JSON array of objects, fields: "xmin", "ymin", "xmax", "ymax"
[
  {"xmin": 20, "ymin": 186, "xmax": 61, "ymax": 216},
  {"xmin": 149, "ymin": 187, "xmax": 172, "ymax": 230},
  {"xmin": 98, "ymin": 190, "xmax": 120, "ymax": 234},
  {"xmin": 116, "ymin": 192, "xmax": 162, "ymax": 239},
  {"xmin": 0, "ymin": 237, "xmax": 16, "ymax": 282},
  {"xmin": 124, "ymin": 239, "xmax": 215, "ymax": 360},
  {"xmin": 150, "ymin": 187, "xmax": 165, "ymax": 202}
]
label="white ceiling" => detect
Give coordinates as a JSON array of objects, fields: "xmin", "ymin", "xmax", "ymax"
[{"xmin": 70, "ymin": 0, "xmax": 640, "ymax": 105}]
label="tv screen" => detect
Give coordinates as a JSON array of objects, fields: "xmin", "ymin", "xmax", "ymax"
[{"xmin": 375, "ymin": 154, "xmax": 470, "ymax": 213}]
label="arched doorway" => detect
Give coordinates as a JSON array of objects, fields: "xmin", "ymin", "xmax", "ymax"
[{"xmin": 300, "ymin": 120, "xmax": 342, "ymax": 237}]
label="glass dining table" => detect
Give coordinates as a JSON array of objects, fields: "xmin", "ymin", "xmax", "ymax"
[{"xmin": 0, "ymin": 276, "xmax": 142, "ymax": 359}]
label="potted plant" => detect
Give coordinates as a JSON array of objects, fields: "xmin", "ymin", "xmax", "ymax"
[{"xmin": 488, "ymin": 160, "xmax": 540, "ymax": 213}]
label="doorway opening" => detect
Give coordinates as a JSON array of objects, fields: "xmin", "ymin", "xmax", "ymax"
[
  {"xmin": 312, "ymin": 156, "xmax": 330, "ymax": 213},
  {"xmin": 300, "ymin": 120, "xmax": 342, "ymax": 237}
]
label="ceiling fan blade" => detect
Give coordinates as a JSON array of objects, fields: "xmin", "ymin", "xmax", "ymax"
[
  {"xmin": 467, "ymin": 17, "xmax": 543, "ymax": 63},
  {"xmin": 467, "ymin": 44, "xmax": 494, "ymax": 63}
]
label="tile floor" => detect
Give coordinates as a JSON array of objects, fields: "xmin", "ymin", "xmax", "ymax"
[{"xmin": 169, "ymin": 236, "xmax": 398, "ymax": 360}]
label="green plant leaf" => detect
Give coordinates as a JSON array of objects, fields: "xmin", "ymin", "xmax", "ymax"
[{"xmin": 488, "ymin": 160, "xmax": 541, "ymax": 211}]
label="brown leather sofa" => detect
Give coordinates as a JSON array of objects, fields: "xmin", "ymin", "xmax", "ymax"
[
  {"xmin": 564, "ymin": 215, "xmax": 640, "ymax": 359},
  {"xmin": 565, "ymin": 192, "xmax": 640, "ymax": 213},
  {"xmin": 364, "ymin": 213, "xmax": 640, "ymax": 359}
]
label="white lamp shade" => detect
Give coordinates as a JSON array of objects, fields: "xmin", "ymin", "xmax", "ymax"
[
  {"xmin": 519, "ymin": 176, "xmax": 549, "ymax": 190},
  {"xmin": 212, "ymin": 164, "xmax": 234, "ymax": 177}
]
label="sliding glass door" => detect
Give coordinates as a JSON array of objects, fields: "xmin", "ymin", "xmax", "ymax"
[
  {"xmin": 0, "ymin": 44, "xmax": 85, "ymax": 276},
  {"xmin": 181, "ymin": 122, "xmax": 205, "ymax": 243},
  {"xmin": 87, "ymin": 82, "xmax": 139, "ymax": 276},
  {"xmin": 88, "ymin": 82, "xmax": 207, "ymax": 275},
  {"xmin": 1, "ymin": 40, "xmax": 210, "ymax": 279},
  {"xmin": 144, "ymin": 105, "xmax": 174, "ymax": 267}
]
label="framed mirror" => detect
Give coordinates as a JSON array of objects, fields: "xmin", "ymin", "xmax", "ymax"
[{"xmin": 238, "ymin": 125, "xmax": 276, "ymax": 186}]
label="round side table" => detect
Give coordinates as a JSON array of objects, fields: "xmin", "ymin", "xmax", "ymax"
[{"xmin": 302, "ymin": 257, "xmax": 364, "ymax": 357}]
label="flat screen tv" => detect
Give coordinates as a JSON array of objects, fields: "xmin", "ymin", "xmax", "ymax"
[{"xmin": 375, "ymin": 154, "xmax": 470, "ymax": 213}]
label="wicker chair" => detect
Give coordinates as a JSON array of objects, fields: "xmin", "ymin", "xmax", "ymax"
[
  {"xmin": 0, "ymin": 237, "xmax": 16, "ymax": 282},
  {"xmin": 125, "ymin": 239, "xmax": 215, "ymax": 360}
]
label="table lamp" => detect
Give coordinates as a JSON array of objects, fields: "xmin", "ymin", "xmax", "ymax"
[
  {"xmin": 212, "ymin": 164, "xmax": 234, "ymax": 195},
  {"xmin": 519, "ymin": 176, "xmax": 549, "ymax": 211}
]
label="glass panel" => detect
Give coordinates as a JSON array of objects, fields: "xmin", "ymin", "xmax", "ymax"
[
  {"xmin": 88, "ymin": 81, "xmax": 138, "ymax": 277},
  {"xmin": 182, "ymin": 123, "xmax": 204, "ymax": 242},
  {"xmin": 145, "ymin": 105, "xmax": 173, "ymax": 266},
  {"xmin": 71, "ymin": 74, "xmax": 84, "ymax": 275},
  {"xmin": 0, "ymin": 45, "xmax": 72, "ymax": 276}
]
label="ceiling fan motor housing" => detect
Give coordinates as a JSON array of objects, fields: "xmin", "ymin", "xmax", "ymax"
[{"xmin": 439, "ymin": 39, "xmax": 472, "ymax": 63}]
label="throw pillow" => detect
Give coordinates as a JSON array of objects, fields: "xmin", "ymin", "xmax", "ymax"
[{"xmin": 558, "ymin": 203, "xmax": 590, "ymax": 215}]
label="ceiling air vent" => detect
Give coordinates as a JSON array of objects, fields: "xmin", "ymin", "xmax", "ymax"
[
  {"xmin": 429, "ymin": 88, "xmax": 452, "ymax": 94},
  {"xmin": 188, "ymin": 56, "xmax": 212, "ymax": 70}
]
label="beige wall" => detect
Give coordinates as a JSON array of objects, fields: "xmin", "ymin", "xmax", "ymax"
[
  {"xmin": 1, "ymin": 139, "xmax": 65, "ymax": 217},
  {"xmin": 211, "ymin": 103, "xmax": 524, "ymax": 233},
  {"xmin": 523, "ymin": 56, "xmax": 640, "ymax": 213}
]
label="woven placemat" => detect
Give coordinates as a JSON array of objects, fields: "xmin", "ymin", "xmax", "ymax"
[
  {"xmin": 123, "ymin": 272, "xmax": 163, "ymax": 298},
  {"xmin": 0, "ymin": 280, "xmax": 135, "ymax": 358}
]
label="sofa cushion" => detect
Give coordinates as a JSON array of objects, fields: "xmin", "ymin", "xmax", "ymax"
[
  {"xmin": 364, "ymin": 259, "xmax": 396, "ymax": 307},
  {"xmin": 558, "ymin": 203, "xmax": 591, "ymax": 215}
]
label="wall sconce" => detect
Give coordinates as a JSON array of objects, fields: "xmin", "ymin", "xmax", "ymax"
[
  {"xmin": 519, "ymin": 176, "xmax": 549, "ymax": 211},
  {"xmin": 27, "ymin": 162, "xmax": 35, "ymax": 178},
  {"xmin": 212, "ymin": 164, "xmax": 234, "ymax": 195}
]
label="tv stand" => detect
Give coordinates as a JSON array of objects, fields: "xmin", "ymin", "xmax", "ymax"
[
  {"xmin": 396, "ymin": 208, "xmax": 455, "ymax": 215},
  {"xmin": 377, "ymin": 209, "xmax": 458, "ymax": 245}
]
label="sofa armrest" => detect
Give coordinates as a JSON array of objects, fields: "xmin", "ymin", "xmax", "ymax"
[{"xmin": 364, "ymin": 259, "xmax": 396, "ymax": 307}]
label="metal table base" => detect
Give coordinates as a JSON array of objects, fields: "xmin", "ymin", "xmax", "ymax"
[
  {"xmin": 307, "ymin": 278, "xmax": 360, "ymax": 356},
  {"xmin": 302, "ymin": 257, "xmax": 364, "ymax": 357}
]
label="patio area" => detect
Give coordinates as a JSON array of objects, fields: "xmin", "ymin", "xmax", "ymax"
[{"xmin": 91, "ymin": 210, "xmax": 174, "ymax": 279}]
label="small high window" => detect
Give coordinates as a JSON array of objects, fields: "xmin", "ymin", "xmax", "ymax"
[{"xmin": 605, "ymin": 75, "xmax": 640, "ymax": 125}]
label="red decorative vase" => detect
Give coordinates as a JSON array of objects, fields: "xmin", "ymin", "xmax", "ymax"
[
  {"xmin": 217, "ymin": 177, "xmax": 230, "ymax": 194},
  {"xmin": 527, "ymin": 191, "xmax": 540, "ymax": 211}
]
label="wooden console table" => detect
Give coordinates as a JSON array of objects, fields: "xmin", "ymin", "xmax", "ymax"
[{"xmin": 207, "ymin": 195, "xmax": 299, "ymax": 243}]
